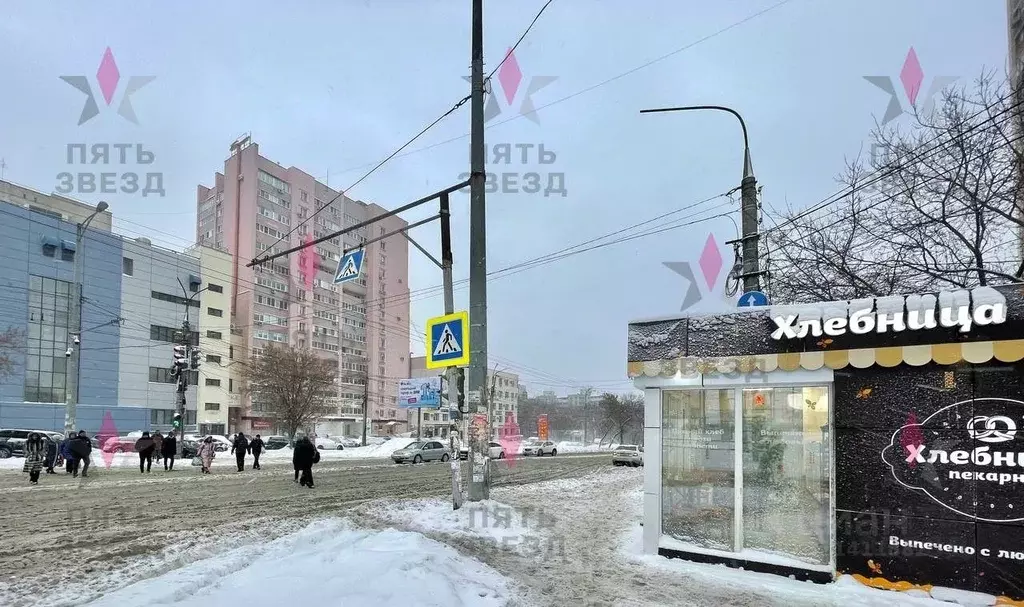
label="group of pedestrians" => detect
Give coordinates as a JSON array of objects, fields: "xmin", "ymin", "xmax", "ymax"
[
  {"xmin": 133, "ymin": 431, "xmax": 178, "ymax": 473},
  {"xmin": 23, "ymin": 430, "xmax": 93, "ymax": 484},
  {"xmin": 23, "ymin": 429, "xmax": 318, "ymax": 489}
]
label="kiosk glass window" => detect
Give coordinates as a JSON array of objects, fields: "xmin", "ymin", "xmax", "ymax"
[
  {"xmin": 661, "ymin": 389, "xmax": 736, "ymax": 551},
  {"xmin": 741, "ymin": 387, "xmax": 831, "ymax": 566},
  {"xmin": 662, "ymin": 386, "xmax": 832, "ymax": 567}
]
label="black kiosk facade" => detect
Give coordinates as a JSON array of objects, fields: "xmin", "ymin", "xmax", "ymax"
[{"xmin": 628, "ymin": 285, "xmax": 1024, "ymax": 604}]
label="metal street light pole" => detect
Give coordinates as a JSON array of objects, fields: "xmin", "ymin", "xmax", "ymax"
[
  {"xmin": 640, "ymin": 105, "xmax": 761, "ymax": 293},
  {"xmin": 64, "ymin": 200, "xmax": 109, "ymax": 436},
  {"xmin": 174, "ymin": 279, "xmax": 210, "ymax": 457}
]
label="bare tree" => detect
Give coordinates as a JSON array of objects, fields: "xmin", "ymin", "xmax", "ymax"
[
  {"xmin": 767, "ymin": 73, "xmax": 1023, "ymax": 303},
  {"xmin": 240, "ymin": 344, "xmax": 335, "ymax": 441},
  {"xmin": 0, "ymin": 327, "xmax": 24, "ymax": 380},
  {"xmin": 599, "ymin": 392, "xmax": 644, "ymax": 445}
]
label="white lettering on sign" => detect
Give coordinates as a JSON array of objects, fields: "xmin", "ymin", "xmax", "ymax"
[{"xmin": 770, "ymin": 287, "xmax": 1006, "ymax": 340}]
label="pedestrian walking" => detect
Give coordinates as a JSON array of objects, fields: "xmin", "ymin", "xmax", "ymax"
[
  {"xmin": 61, "ymin": 432, "xmax": 74, "ymax": 474},
  {"xmin": 43, "ymin": 435, "xmax": 58, "ymax": 474},
  {"xmin": 69, "ymin": 431, "xmax": 92, "ymax": 478},
  {"xmin": 23, "ymin": 432, "xmax": 45, "ymax": 484},
  {"xmin": 161, "ymin": 432, "xmax": 177, "ymax": 471},
  {"xmin": 197, "ymin": 436, "xmax": 216, "ymax": 474},
  {"xmin": 249, "ymin": 434, "xmax": 265, "ymax": 470},
  {"xmin": 231, "ymin": 432, "xmax": 249, "ymax": 472},
  {"xmin": 293, "ymin": 434, "xmax": 318, "ymax": 488},
  {"xmin": 135, "ymin": 431, "xmax": 156, "ymax": 473}
]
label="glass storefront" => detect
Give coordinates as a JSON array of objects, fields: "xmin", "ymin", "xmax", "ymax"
[{"xmin": 662, "ymin": 386, "xmax": 832, "ymax": 567}]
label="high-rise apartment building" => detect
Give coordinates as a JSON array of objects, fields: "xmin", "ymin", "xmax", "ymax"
[{"xmin": 196, "ymin": 137, "xmax": 410, "ymax": 437}]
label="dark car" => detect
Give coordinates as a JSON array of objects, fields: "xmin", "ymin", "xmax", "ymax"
[
  {"xmin": 0, "ymin": 429, "xmax": 65, "ymax": 458},
  {"xmin": 264, "ymin": 437, "xmax": 290, "ymax": 450},
  {"xmin": 180, "ymin": 440, "xmax": 199, "ymax": 459}
]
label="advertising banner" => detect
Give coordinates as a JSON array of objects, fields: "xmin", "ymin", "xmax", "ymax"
[
  {"xmin": 538, "ymin": 415, "xmax": 549, "ymax": 441},
  {"xmin": 398, "ymin": 376, "xmax": 441, "ymax": 409}
]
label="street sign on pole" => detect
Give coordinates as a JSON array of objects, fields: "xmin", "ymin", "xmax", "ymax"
[
  {"xmin": 425, "ymin": 311, "xmax": 470, "ymax": 369},
  {"xmin": 738, "ymin": 290, "xmax": 769, "ymax": 307},
  {"xmin": 334, "ymin": 249, "xmax": 365, "ymax": 284}
]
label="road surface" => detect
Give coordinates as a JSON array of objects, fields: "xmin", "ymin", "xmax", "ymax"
[{"xmin": 0, "ymin": 452, "xmax": 611, "ymax": 603}]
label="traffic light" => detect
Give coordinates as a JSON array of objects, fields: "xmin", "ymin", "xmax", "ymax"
[
  {"xmin": 456, "ymin": 368, "xmax": 466, "ymax": 414},
  {"xmin": 190, "ymin": 348, "xmax": 201, "ymax": 370},
  {"xmin": 173, "ymin": 345, "xmax": 187, "ymax": 367},
  {"xmin": 172, "ymin": 413, "xmax": 182, "ymax": 430}
]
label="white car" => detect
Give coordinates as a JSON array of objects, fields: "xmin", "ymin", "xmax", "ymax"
[
  {"xmin": 340, "ymin": 437, "xmax": 361, "ymax": 448},
  {"xmin": 315, "ymin": 437, "xmax": 343, "ymax": 450},
  {"xmin": 522, "ymin": 441, "xmax": 557, "ymax": 457},
  {"xmin": 612, "ymin": 445, "xmax": 644, "ymax": 467}
]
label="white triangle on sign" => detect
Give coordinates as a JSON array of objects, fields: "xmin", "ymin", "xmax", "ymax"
[
  {"xmin": 433, "ymin": 323, "xmax": 462, "ymax": 356},
  {"xmin": 338, "ymin": 257, "xmax": 359, "ymax": 278}
]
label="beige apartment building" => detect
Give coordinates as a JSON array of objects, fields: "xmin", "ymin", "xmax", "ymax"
[{"xmin": 195, "ymin": 136, "xmax": 410, "ymax": 438}]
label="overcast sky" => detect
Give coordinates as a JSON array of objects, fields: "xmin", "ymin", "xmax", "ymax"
[{"xmin": 0, "ymin": 0, "xmax": 1010, "ymax": 396}]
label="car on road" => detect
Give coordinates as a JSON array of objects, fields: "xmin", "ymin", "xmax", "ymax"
[
  {"xmin": 522, "ymin": 441, "xmax": 557, "ymax": 457},
  {"xmin": 612, "ymin": 444, "xmax": 644, "ymax": 467},
  {"xmin": 391, "ymin": 440, "xmax": 450, "ymax": 464},
  {"xmin": 458, "ymin": 441, "xmax": 506, "ymax": 460}
]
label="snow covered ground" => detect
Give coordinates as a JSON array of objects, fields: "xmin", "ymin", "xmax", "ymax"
[
  {"xmin": 75, "ymin": 519, "xmax": 513, "ymax": 607},
  {"xmin": 4, "ymin": 456, "xmax": 974, "ymax": 606}
]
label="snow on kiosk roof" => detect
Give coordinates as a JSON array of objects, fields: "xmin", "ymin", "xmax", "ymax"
[{"xmin": 627, "ymin": 285, "xmax": 1022, "ymax": 378}]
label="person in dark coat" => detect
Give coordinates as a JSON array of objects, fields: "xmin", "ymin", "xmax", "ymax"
[
  {"xmin": 151, "ymin": 431, "xmax": 164, "ymax": 459},
  {"xmin": 135, "ymin": 431, "xmax": 156, "ymax": 473},
  {"xmin": 61, "ymin": 433, "xmax": 74, "ymax": 474},
  {"xmin": 231, "ymin": 432, "xmax": 249, "ymax": 472},
  {"xmin": 161, "ymin": 432, "xmax": 177, "ymax": 471},
  {"xmin": 249, "ymin": 434, "xmax": 265, "ymax": 470},
  {"xmin": 43, "ymin": 436, "xmax": 58, "ymax": 474},
  {"xmin": 69, "ymin": 431, "xmax": 92, "ymax": 477},
  {"xmin": 292, "ymin": 435, "xmax": 318, "ymax": 488},
  {"xmin": 23, "ymin": 433, "xmax": 45, "ymax": 484}
]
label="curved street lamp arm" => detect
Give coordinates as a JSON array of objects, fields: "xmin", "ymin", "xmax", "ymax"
[{"xmin": 639, "ymin": 105, "xmax": 753, "ymax": 179}]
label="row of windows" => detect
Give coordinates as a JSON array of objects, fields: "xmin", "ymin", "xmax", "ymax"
[
  {"xmin": 148, "ymin": 366, "xmax": 198, "ymax": 385},
  {"xmin": 255, "ymin": 294, "xmax": 288, "ymax": 310},
  {"xmin": 152, "ymin": 409, "xmax": 196, "ymax": 426},
  {"xmin": 256, "ymin": 276, "xmax": 288, "ymax": 293},
  {"xmin": 254, "ymin": 329, "xmax": 287, "ymax": 343},
  {"xmin": 150, "ymin": 325, "xmax": 199, "ymax": 346},
  {"xmin": 152, "ymin": 291, "xmax": 200, "ymax": 308},
  {"xmin": 258, "ymin": 170, "xmax": 291, "ymax": 193},
  {"xmin": 258, "ymin": 205, "xmax": 291, "ymax": 225}
]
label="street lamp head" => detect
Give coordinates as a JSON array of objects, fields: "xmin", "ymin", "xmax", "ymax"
[{"xmin": 95, "ymin": 201, "xmax": 109, "ymax": 213}]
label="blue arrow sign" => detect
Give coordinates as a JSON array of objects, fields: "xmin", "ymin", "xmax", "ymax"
[
  {"xmin": 334, "ymin": 249, "xmax": 365, "ymax": 284},
  {"xmin": 738, "ymin": 290, "xmax": 769, "ymax": 307}
]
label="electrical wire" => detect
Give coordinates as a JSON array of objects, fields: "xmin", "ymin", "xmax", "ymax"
[{"xmin": 485, "ymin": 0, "xmax": 557, "ymax": 83}]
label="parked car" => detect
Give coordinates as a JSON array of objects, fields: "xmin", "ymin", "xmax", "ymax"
[
  {"xmin": 457, "ymin": 442, "xmax": 505, "ymax": 460},
  {"xmin": 612, "ymin": 444, "xmax": 644, "ymax": 467},
  {"xmin": 1, "ymin": 429, "xmax": 92, "ymax": 458},
  {"xmin": 263, "ymin": 437, "xmax": 290, "ymax": 450},
  {"xmin": 391, "ymin": 441, "xmax": 449, "ymax": 464},
  {"xmin": 180, "ymin": 439, "xmax": 199, "ymax": 459},
  {"xmin": 339, "ymin": 437, "xmax": 361, "ymax": 448},
  {"xmin": 199, "ymin": 435, "xmax": 231, "ymax": 452},
  {"xmin": 315, "ymin": 437, "xmax": 343, "ymax": 450},
  {"xmin": 523, "ymin": 441, "xmax": 557, "ymax": 457},
  {"xmin": 102, "ymin": 436, "xmax": 137, "ymax": 453}
]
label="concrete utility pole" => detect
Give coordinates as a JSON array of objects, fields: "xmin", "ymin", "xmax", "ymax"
[
  {"xmin": 64, "ymin": 200, "xmax": 108, "ymax": 436},
  {"xmin": 639, "ymin": 106, "xmax": 761, "ymax": 292},
  {"xmin": 581, "ymin": 386, "xmax": 594, "ymax": 445},
  {"xmin": 361, "ymin": 369, "xmax": 369, "ymax": 447},
  {"xmin": 440, "ymin": 192, "xmax": 465, "ymax": 510},
  {"xmin": 467, "ymin": 0, "xmax": 489, "ymax": 501}
]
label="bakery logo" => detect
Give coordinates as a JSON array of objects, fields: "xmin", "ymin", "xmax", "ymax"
[
  {"xmin": 883, "ymin": 398, "xmax": 1024, "ymax": 523},
  {"xmin": 967, "ymin": 415, "xmax": 1017, "ymax": 443}
]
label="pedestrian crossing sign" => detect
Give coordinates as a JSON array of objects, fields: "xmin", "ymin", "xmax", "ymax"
[
  {"xmin": 333, "ymin": 249, "xmax": 365, "ymax": 284},
  {"xmin": 425, "ymin": 311, "xmax": 470, "ymax": 369}
]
